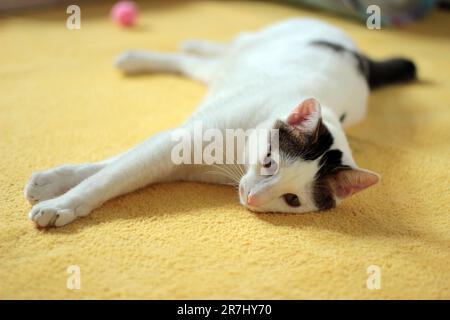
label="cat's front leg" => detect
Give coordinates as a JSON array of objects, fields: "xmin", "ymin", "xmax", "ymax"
[
  {"xmin": 29, "ymin": 194, "xmax": 94, "ymax": 227},
  {"xmin": 28, "ymin": 130, "xmax": 181, "ymax": 227},
  {"xmin": 24, "ymin": 162, "xmax": 111, "ymax": 204}
]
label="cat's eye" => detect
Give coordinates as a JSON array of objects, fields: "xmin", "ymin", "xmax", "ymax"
[
  {"xmin": 262, "ymin": 156, "xmax": 278, "ymax": 175},
  {"xmin": 263, "ymin": 156, "xmax": 275, "ymax": 168},
  {"xmin": 261, "ymin": 148, "xmax": 278, "ymax": 175},
  {"xmin": 283, "ymin": 193, "xmax": 301, "ymax": 207}
]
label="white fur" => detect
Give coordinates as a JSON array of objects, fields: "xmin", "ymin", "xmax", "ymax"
[{"xmin": 26, "ymin": 18, "xmax": 369, "ymax": 227}]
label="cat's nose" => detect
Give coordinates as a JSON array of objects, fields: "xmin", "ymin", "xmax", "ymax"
[{"xmin": 247, "ymin": 194, "xmax": 258, "ymax": 207}]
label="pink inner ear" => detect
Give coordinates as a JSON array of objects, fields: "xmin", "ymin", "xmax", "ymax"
[
  {"xmin": 287, "ymin": 98, "xmax": 319, "ymax": 126},
  {"xmin": 335, "ymin": 169, "xmax": 380, "ymax": 199}
]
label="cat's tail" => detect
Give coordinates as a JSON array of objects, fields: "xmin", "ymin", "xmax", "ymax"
[{"xmin": 366, "ymin": 57, "xmax": 416, "ymax": 90}]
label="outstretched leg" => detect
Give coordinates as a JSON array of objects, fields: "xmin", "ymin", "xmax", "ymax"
[
  {"xmin": 28, "ymin": 130, "xmax": 183, "ymax": 227},
  {"xmin": 179, "ymin": 40, "xmax": 228, "ymax": 57},
  {"xmin": 115, "ymin": 50, "xmax": 221, "ymax": 83},
  {"xmin": 25, "ymin": 162, "xmax": 107, "ymax": 204},
  {"xmin": 24, "ymin": 153, "xmax": 125, "ymax": 204},
  {"xmin": 26, "ymin": 123, "xmax": 245, "ymax": 227}
]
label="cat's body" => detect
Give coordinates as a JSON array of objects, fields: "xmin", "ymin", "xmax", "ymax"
[
  {"xmin": 25, "ymin": 19, "xmax": 416, "ymax": 227},
  {"xmin": 198, "ymin": 19, "xmax": 367, "ymax": 127}
]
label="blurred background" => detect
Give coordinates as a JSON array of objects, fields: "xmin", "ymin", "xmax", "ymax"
[
  {"xmin": 1, "ymin": 0, "xmax": 449, "ymax": 300},
  {"xmin": 1, "ymin": 0, "xmax": 448, "ymax": 25}
]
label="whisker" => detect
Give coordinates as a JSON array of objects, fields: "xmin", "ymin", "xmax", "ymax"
[
  {"xmin": 224, "ymin": 164, "xmax": 243, "ymax": 181},
  {"xmin": 204, "ymin": 170, "xmax": 239, "ymax": 186},
  {"xmin": 210, "ymin": 164, "xmax": 240, "ymax": 184},
  {"xmin": 216, "ymin": 165, "xmax": 238, "ymax": 181}
]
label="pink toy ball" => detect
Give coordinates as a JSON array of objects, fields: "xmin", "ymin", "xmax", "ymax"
[{"xmin": 111, "ymin": 1, "xmax": 138, "ymax": 27}]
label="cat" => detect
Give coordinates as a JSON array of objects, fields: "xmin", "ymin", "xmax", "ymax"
[{"xmin": 24, "ymin": 18, "xmax": 416, "ymax": 227}]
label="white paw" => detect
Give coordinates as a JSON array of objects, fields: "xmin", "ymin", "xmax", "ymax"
[
  {"xmin": 179, "ymin": 40, "xmax": 224, "ymax": 56},
  {"xmin": 115, "ymin": 51, "xmax": 149, "ymax": 73},
  {"xmin": 28, "ymin": 195, "xmax": 92, "ymax": 227},
  {"xmin": 179, "ymin": 40, "xmax": 204, "ymax": 54},
  {"xmin": 24, "ymin": 166, "xmax": 75, "ymax": 204}
]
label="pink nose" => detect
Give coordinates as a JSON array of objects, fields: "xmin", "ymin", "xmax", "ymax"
[{"xmin": 247, "ymin": 194, "xmax": 258, "ymax": 207}]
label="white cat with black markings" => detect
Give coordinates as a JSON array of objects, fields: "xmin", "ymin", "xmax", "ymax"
[{"xmin": 25, "ymin": 18, "xmax": 416, "ymax": 227}]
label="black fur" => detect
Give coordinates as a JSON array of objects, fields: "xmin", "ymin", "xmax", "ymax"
[
  {"xmin": 274, "ymin": 119, "xmax": 353, "ymax": 211},
  {"xmin": 311, "ymin": 40, "xmax": 369, "ymax": 77},
  {"xmin": 315, "ymin": 149, "xmax": 347, "ymax": 180},
  {"xmin": 274, "ymin": 120, "xmax": 334, "ymax": 161},
  {"xmin": 313, "ymin": 149, "xmax": 350, "ymax": 211},
  {"xmin": 311, "ymin": 40, "xmax": 416, "ymax": 90},
  {"xmin": 366, "ymin": 58, "xmax": 416, "ymax": 89}
]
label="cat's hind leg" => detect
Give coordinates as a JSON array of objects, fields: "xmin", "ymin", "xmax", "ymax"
[
  {"xmin": 115, "ymin": 50, "xmax": 220, "ymax": 83},
  {"xmin": 115, "ymin": 51, "xmax": 181, "ymax": 74},
  {"xmin": 179, "ymin": 40, "xmax": 228, "ymax": 57}
]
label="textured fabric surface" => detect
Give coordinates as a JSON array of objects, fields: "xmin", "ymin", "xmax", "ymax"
[{"xmin": 0, "ymin": 0, "xmax": 449, "ymax": 299}]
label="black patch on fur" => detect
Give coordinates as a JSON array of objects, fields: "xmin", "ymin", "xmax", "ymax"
[
  {"xmin": 313, "ymin": 149, "xmax": 350, "ymax": 211},
  {"xmin": 315, "ymin": 149, "xmax": 348, "ymax": 180},
  {"xmin": 339, "ymin": 113, "xmax": 347, "ymax": 123},
  {"xmin": 274, "ymin": 120, "xmax": 333, "ymax": 161},
  {"xmin": 311, "ymin": 40, "xmax": 369, "ymax": 78},
  {"xmin": 366, "ymin": 58, "xmax": 416, "ymax": 89},
  {"xmin": 273, "ymin": 119, "xmax": 351, "ymax": 211},
  {"xmin": 311, "ymin": 40, "xmax": 416, "ymax": 90}
]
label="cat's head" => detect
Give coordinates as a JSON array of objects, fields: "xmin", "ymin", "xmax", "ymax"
[{"xmin": 239, "ymin": 98, "xmax": 379, "ymax": 213}]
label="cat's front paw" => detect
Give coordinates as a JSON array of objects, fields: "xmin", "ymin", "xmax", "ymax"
[
  {"xmin": 24, "ymin": 166, "xmax": 76, "ymax": 204},
  {"xmin": 28, "ymin": 195, "xmax": 92, "ymax": 228}
]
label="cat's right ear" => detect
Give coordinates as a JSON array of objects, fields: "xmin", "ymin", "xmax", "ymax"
[
  {"xmin": 287, "ymin": 98, "xmax": 322, "ymax": 138},
  {"xmin": 331, "ymin": 168, "xmax": 380, "ymax": 199}
]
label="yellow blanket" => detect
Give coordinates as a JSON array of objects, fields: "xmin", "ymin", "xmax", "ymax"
[{"xmin": 1, "ymin": 0, "xmax": 449, "ymax": 299}]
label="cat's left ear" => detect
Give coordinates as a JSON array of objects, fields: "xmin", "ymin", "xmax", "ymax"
[
  {"xmin": 287, "ymin": 98, "xmax": 322, "ymax": 137},
  {"xmin": 331, "ymin": 168, "xmax": 380, "ymax": 199}
]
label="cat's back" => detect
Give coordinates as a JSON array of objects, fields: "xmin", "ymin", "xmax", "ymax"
[
  {"xmin": 249, "ymin": 18, "xmax": 357, "ymax": 47},
  {"xmin": 222, "ymin": 18, "xmax": 358, "ymax": 68},
  {"xmin": 205, "ymin": 18, "xmax": 368, "ymax": 124},
  {"xmin": 210, "ymin": 18, "xmax": 363, "ymax": 90}
]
